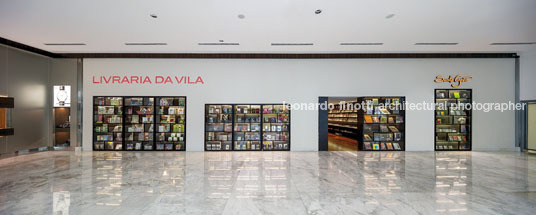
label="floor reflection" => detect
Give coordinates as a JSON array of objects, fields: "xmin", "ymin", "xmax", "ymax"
[
  {"xmin": 435, "ymin": 152, "xmax": 470, "ymax": 213},
  {"xmin": 0, "ymin": 151, "xmax": 535, "ymax": 214}
]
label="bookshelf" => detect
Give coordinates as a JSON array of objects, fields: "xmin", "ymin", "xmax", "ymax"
[
  {"xmin": 262, "ymin": 104, "xmax": 290, "ymax": 151},
  {"xmin": 328, "ymin": 101, "xmax": 358, "ymax": 138},
  {"xmin": 358, "ymin": 97, "xmax": 405, "ymax": 151},
  {"xmin": 93, "ymin": 97, "xmax": 123, "ymax": 151},
  {"xmin": 124, "ymin": 97, "xmax": 154, "ymax": 151},
  {"xmin": 92, "ymin": 96, "xmax": 187, "ymax": 151},
  {"xmin": 234, "ymin": 105, "xmax": 262, "ymax": 151},
  {"xmin": 435, "ymin": 89, "xmax": 472, "ymax": 151},
  {"xmin": 204, "ymin": 104, "xmax": 291, "ymax": 151},
  {"xmin": 156, "ymin": 97, "xmax": 186, "ymax": 151},
  {"xmin": 205, "ymin": 104, "xmax": 233, "ymax": 151}
]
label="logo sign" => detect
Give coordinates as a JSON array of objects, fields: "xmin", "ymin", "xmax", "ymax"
[{"xmin": 434, "ymin": 75, "xmax": 472, "ymax": 88}]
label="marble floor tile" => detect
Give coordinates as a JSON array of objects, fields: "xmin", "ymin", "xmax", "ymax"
[{"xmin": 0, "ymin": 151, "xmax": 535, "ymax": 214}]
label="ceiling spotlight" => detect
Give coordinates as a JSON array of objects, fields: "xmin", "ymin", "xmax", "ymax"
[
  {"xmin": 238, "ymin": 14, "xmax": 245, "ymax": 19},
  {"xmin": 315, "ymin": 9, "xmax": 322, "ymax": 14},
  {"xmin": 150, "ymin": 14, "xmax": 158, "ymax": 18},
  {"xmin": 385, "ymin": 14, "xmax": 395, "ymax": 19},
  {"xmin": 219, "ymin": 40, "xmax": 224, "ymax": 42}
]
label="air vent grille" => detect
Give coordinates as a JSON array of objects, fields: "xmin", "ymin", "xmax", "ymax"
[
  {"xmin": 415, "ymin": 43, "xmax": 458, "ymax": 46},
  {"xmin": 198, "ymin": 43, "xmax": 240, "ymax": 46},
  {"xmin": 340, "ymin": 43, "xmax": 384, "ymax": 46},
  {"xmin": 490, "ymin": 42, "xmax": 536, "ymax": 45},
  {"xmin": 271, "ymin": 43, "xmax": 314, "ymax": 46},
  {"xmin": 44, "ymin": 43, "xmax": 86, "ymax": 46},
  {"xmin": 125, "ymin": 43, "xmax": 167, "ymax": 46}
]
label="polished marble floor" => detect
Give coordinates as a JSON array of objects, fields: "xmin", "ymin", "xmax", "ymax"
[{"xmin": 1, "ymin": 151, "xmax": 535, "ymax": 214}]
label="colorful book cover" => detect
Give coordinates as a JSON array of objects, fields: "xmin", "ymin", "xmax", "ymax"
[{"xmin": 372, "ymin": 143, "xmax": 380, "ymax": 150}]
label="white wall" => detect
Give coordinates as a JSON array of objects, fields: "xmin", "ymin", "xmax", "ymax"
[
  {"xmin": 83, "ymin": 58, "xmax": 516, "ymax": 151},
  {"xmin": 520, "ymin": 51, "xmax": 536, "ymax": 101}
]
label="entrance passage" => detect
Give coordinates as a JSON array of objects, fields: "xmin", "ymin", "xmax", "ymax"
[{"xmin": 327, "ymin": 97, "xmax": 358, "ymax": 151}]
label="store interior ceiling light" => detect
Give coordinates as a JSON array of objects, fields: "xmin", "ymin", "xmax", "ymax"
[
  {"xmin": 198, "ymin": 42, "xmax": 240, "ymax": 46},
  {"xmin": 271, "ymin": 43, "xmax": 314, "ymax": 46},
  {"xmin": 385, "ymin": 14, "xmax": 395, "ymax": 19},
  {"xmin": 340, "ymin": 43, "xmax": 384, "ymax": 46},
  {"xmin": 415, "ymin": 43, "xmax": 459, "ymax": 45},
  {"xmin": 489, "ymin": 42, "xmax": 536, "ymax": 45},
  {"xmin": 124, "ymin": 43, "xmax": 167, "ymax": 46},
  {"xmin": 44, "ymin": 43, "xmax": 86, "ymax": 46}
]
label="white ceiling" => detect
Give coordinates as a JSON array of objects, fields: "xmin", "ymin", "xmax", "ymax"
[{"xmin": 1, "ymin": 0, "xmax": 535, "ymax": 53}]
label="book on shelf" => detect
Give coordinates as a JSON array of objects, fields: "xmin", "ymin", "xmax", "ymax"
[
  {"xmin": 380, "ymin": 116, "xmax": 388, "ymax": 124},
  {"xmin": 389, "ymin": 126, "xmax": 399, "ymax": 133},
  {"xmin": 388, "ymin": 116, "xmax": 395, "ymax": 123},
  {"xmin": 372, "ymin": 116, "xmax": 380, "ymax": 123},
  {"xmin": 380, "ymin": 125, "xmax": 389, "ymax": 132},
  {"xmin": 130, "ymin": 115, "xmax": 139, "ymax": 123},
  {"xmin": 386, "ymin": 142, "xmax": 393, "ymax": 150},
  {"xmin": 364, "ymin": 134, "xmax": 372, "ymax": 141},
  {"xmin": 364, "ymin": 142, "xmax": 372, "ymax": 150},
  {"xmin": 380, "ymin": 143, "xmax": 386, "ymax": 150},
  {"xmin": 364, "ymin": 115, "xmax": 373, "ymax": 123},
  {"xmin": 394, "ymin": 133, "xmax": 402, "ymax": 141},
  {"xmin": 379, "ymin": 108, "xmax": 390, "ymax": 115},
  {"xmin": 393, "ymin": 142, "xmax": 401, "ymax": 150},
  {"xmin": 104, "ymin": 142, "xmax": 113, "ymax": 149},
  {"xmin": 372, "ymin": 143, "xmax": 380, "ymax": 150},
  {"xmin": 460, "ymin": 125, "xmax": 467, "ymax": 133},
  {"xmin": 372, "ymin": 99, "xmax": 379, "ymax": 105},
  {"xmin": 396, "ymin": 116, "xmax": 403, "ymax": 123}
]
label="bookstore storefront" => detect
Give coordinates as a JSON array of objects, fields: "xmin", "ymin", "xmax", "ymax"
[{"xmin": 83, "ymin": 58, "xmax": 516, "ymax": 152}]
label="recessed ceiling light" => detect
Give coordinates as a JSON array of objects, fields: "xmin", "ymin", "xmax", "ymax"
[
  {"xmin": 44, "ymin": 43, "xmax": 86, "ymax": 46},
  {"xmin": 490, "ymin": 42, "xmax": 536, "ymax": 45},
  {"xmin": 125, "ymin": 43, "xmax": 167, "ymax": 46},
  {"xmin": 150, "ymin": 14, "xmax": 158, "ymax": 18},
  {"xmin": 340, "ymin": 43, "xmax": 384, "ymax": 46},
  {"xmin": 271, "ymin": 43, "xmax": 314, "ymax": 46},
  {"xmin": 238, "ymin": 14, "xmax": 245, "ymax": 19},
  {"xmin": 385, "ymin": 14, "xmax": 395, "ymax": 19},
  {"xmin": 198, "ymin": 42, "xmax": 239, "ymax": 46},
  {"xmin": 415, "ymin": 42, "xmax": 458, "ymax": 46},
  {"xmin": 315, "ymin": 9, "xmax": 322, "ymax": 14}
]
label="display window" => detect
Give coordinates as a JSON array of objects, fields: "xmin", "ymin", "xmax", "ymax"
[
  {"xmin": 205, "ymin": 104, "xmax": 290, "ymax": 151},
  {"xmin": 93, "ymin": 96, "xmax": 186, "ymax": 151}
]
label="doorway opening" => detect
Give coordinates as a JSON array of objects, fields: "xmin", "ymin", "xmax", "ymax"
[{"xmin": 327, "ymin": 97, "xmax": 358, "ymax": 151}]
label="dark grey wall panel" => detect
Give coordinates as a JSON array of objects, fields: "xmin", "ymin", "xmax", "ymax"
[
  {"xmin": 318, "ymin": 97, "xmax": 328, "ymax": 151},
  {"xmin": 0, "ymin": 45, "xmax": 51, "ymax": 153},
  {"xmin": 0, "ymin": 45, "xmax": 7, "ymax": 153}
]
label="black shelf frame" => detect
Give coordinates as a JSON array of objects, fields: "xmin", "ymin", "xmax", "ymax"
[
  {"xmin": 434, "ymin": 89, "xmax": 472, "ymax": 151},
  {"xmin": 204, "ymin": 104, "xmax": 291, "ymax": 151},
  {"xmin": 357, "ymin": 97, "xmax": 406, "ymax": 151},
  {"xmin": 123, "ymin": 96, "xmax": 155, "ymax": 151},
  {"xmin": 155, "ymin": 97, "xmax": 187, "ymax": 151},
  {"xmin": 93, "ymin": 96, "xmax": 124, "ymax": 151},
  {"xmin": 92, "ymin": 96, "xmax": 187, "ymax": 151},
  {"xmin": 233, "ymin": 104, "xmax": 263, "ymax": 151}
]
